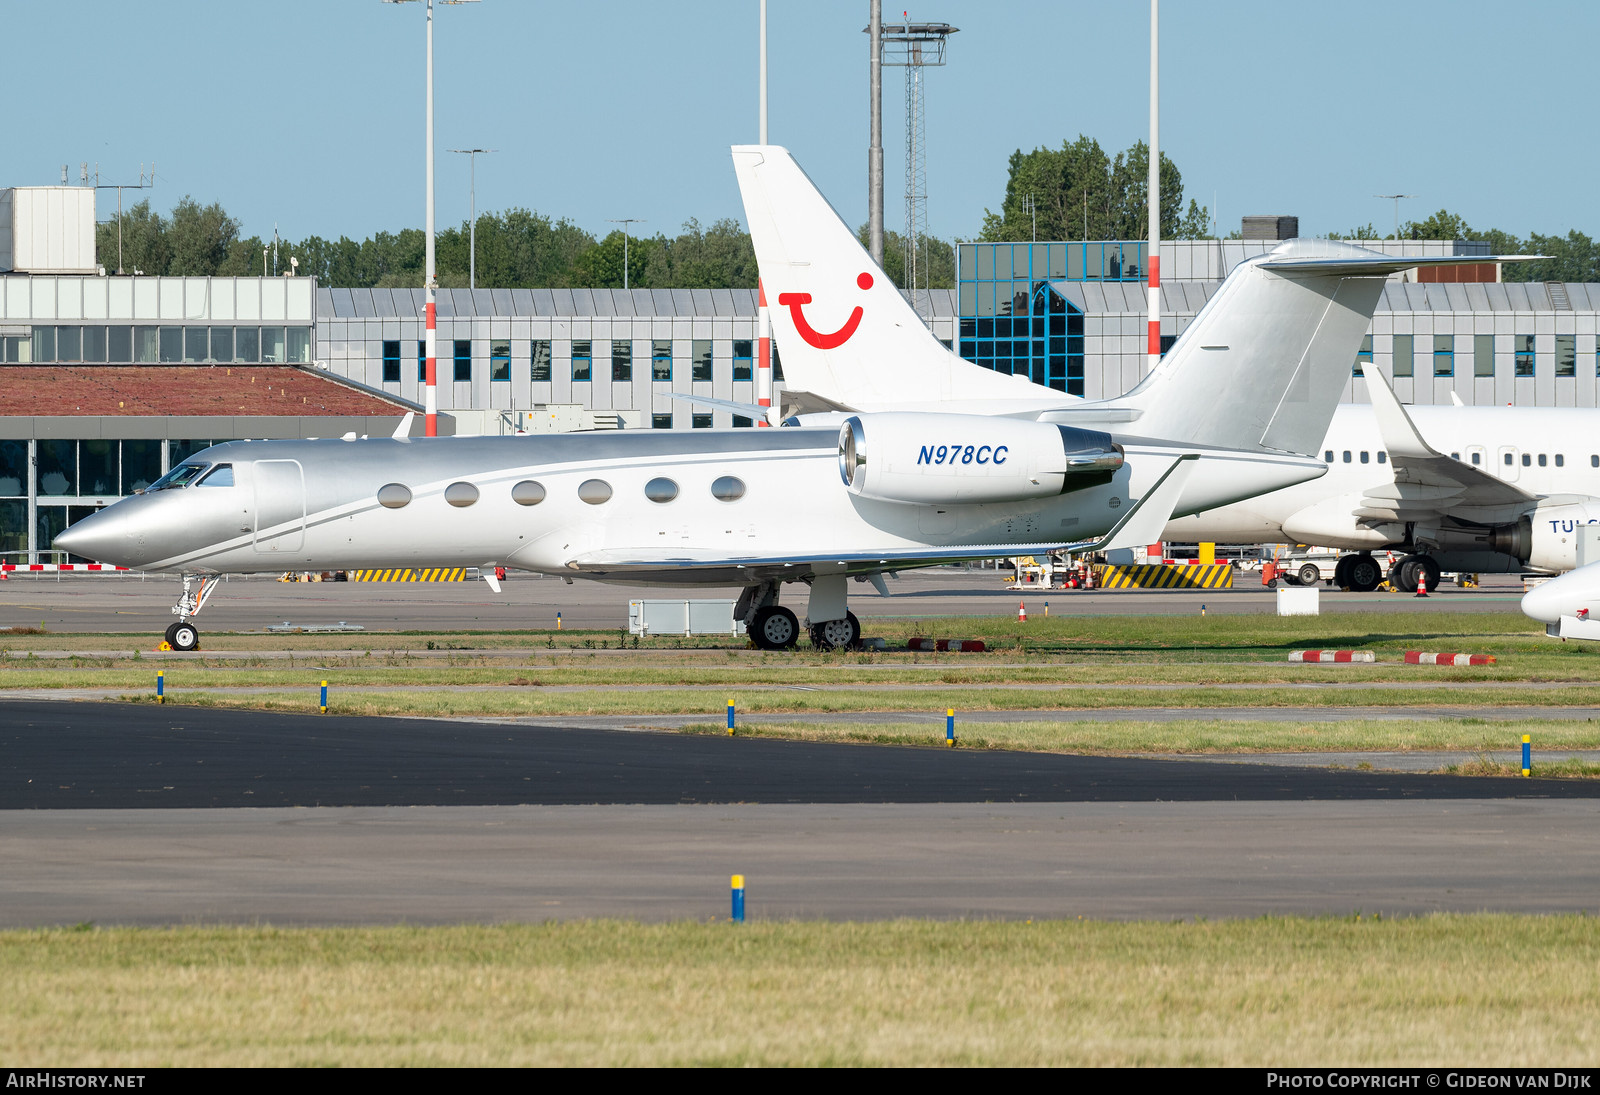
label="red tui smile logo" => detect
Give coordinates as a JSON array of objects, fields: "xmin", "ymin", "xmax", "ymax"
[{"xmin": 778, "ymin": 272, "xmax": 873, "ymax": 349}]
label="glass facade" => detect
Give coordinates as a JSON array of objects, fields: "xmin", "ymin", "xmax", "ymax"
[
  {"xmin": 612, "ymin": 339, "xmax": 632, "ymax": 382},
  {"xmin": 490, "ymin": 340, "xmax": 511, "ymax": 382},
  {"xmin": 651, "ymin": 339, "xmax": 672, "ymax": 381},
  {"xmin": 572, "ymin": 339, "xmax": 592, "ymax": 381},
  {"xmin": 732, "ymin": 340, "xmax": 753, "ymax": 381},
  {"xmin": 531, "ymin": 339, "xmax": 552, "ymax": 382},
  {"xmin": 958, "ymin": 281, "xmax": 1085, "ymax": 395},
  {"xmin": 11, "ymin": 325, "xmax": 315, "ymax": 366}
]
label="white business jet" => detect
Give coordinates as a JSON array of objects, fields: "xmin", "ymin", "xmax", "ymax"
[
  {"xmin": 731, "ymin": 145, "xmax": 1554, "ymax": 592},
  {"xmin": 55, "ymin": 146, "xmax": 1396, "ymax": 652}
]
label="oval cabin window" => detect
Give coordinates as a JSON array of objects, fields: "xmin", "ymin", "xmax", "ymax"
[
  {"xmin": 578, "ymin": 479, "xmax": 613, "ymax": 505},
  {"xmin": 644, "ymin": 477, "xmax": 679, "ymax": 503},
  {"xmin": 444, "ymin": 481, "xmax": 480, "ymax": 508},
  {"xmin": 711, "ymin": 475, "xmax": 746, "ymax": 502},
  {"xmin": 511, "ymin": 480, "xmax": 546, "ymax": 506},
  {"xmin": 376, "ymin": 483, "xmax": 412, "ymax": 509}
]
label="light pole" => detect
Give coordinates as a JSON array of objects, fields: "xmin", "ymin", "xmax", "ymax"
[
  {"xmin": 607, "ymin": 218, "xmax": 644, "ymax": 290},
  {"xmin": 450, "ymin": 147, "xmax": 494, "ymax": 289},
  {"xmin": 1376, "ymin": 194, "xmax": 1415, "ymax": 240},
  {"xmin": 386, "ymin": 0, "xmax": 478, "ymax": 437}
]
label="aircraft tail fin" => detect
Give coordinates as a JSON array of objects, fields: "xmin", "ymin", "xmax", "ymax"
[
  {"xmin": 1102, "ymin": 242, "xmax": 1532, "ymax": 456},
  {"xmin": 732, "ymin": 145, "xmax": 1059, "ymax": 412}
]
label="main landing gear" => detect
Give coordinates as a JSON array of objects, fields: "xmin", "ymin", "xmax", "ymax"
[
  {"xmin": 163, "ymin": 574, "xmax": 219, "ymax": 651},
  {"xmin": 739, "ymin": 578, "xmax": 864, "ymax": 652},
  {"xmin": 1387, "ymin": 553, "xmax": 1441, "ymax": 595},
  {"xmin": 1333, "ymin": 553, "xmax": 1383, "ymax": 593}
]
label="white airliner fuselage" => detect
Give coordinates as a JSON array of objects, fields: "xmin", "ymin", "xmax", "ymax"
[{"xmin": 1167, "ymin": 402, "xmax": 1600, "ymax": 587}]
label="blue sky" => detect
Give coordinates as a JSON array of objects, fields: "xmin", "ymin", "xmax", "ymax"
[{"xmin": 9, "ymin": 1, "xmax": 1594, "ymax": 246}]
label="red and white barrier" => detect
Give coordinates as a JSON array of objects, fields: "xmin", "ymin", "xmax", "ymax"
[
  {"xmin": 1, "ymin": 563, "xmax": 128, "ymax": 573},
  {"xmin": 1405, "ymin": 651, "xmax": 1496, "ymax": 666},
  {"xmin": 1288, "ymin": 650, "xmax": 1374, "ymax": 663},
  {"xmin": 907, "ymin": 638, "xmax": 987, "ymax": 653}
]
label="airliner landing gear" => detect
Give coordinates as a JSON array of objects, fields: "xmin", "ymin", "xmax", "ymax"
[
  {"xmin": 1388, "ymin": 554, "xmax": 1441, "ymax": 595},
  {"xmin": 809, "ymin": 611, "xmax": 862, "ymax": 651},
  {"xmin": 165, "ymin": 574, "xmax": 218, "ymax": 652},
  {"xmin": 1339, "ymin": 553, "xmax": 1383, "ymax": 592}
]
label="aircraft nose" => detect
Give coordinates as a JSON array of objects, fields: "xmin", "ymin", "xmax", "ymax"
[
  {"xmin": 1520, "ymin": 574, "xmax": 1572, "ymax": 624},
  {"xmin": 53, "ymin": 509, "xmax": 126, "ymax": 564}
]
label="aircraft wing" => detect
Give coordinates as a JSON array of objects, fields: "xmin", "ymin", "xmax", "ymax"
[
  {"xmin": 1354, "ymin": 362, "xmax": 1536, "ymax": 522},
  {"xmin": 562, "ymin": 455, "xmax": 1198, "ymax": 577}
]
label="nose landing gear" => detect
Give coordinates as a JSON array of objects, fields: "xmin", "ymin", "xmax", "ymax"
[{"xmin": 164, "ymin": 574, "xmax": 218, "ymax": 651}]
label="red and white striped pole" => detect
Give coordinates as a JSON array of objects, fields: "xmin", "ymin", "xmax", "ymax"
[
  {"xmin": 755, "ymin": 5, "xmax": 772, "ymax": 425},
  {"xmin": 423, "ymin": 0, "xmax": 438, "ymax": 436},
  {"xmin": 1146, "ymin": 0, "xmax": 1161, "ymax": 375},
  {"xmin": 757, "ymin": 279, "xmax": 772, "ymax": 425}
]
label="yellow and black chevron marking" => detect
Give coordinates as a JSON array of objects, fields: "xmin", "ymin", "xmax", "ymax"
[
  {"xmin": 1092, "ymin": 563, "xmax": 1233, "ymax": 589},
  {"xmin": 349, "ymin": 568, "xmax": 472, "ymax": 582}
]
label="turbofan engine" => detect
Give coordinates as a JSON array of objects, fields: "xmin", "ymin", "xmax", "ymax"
[
  {"xmin": 838, "ymin": 412, "xmax": 1123, "ymax": 505},
  {"xmin": 1481, "ymin": 500, "xmax": 1600, "ymax": 572}
]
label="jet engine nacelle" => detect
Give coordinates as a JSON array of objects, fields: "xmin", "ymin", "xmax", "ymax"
[
  {"xmin": 838, "ymin": 412, "xmax": 1123, "ymax": 505},
  {"xmin": 1486, "ymin": 500, "xmax": 1600, "ymax": 572}
]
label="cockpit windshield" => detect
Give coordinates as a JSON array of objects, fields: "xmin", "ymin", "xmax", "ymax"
[
  {"xmin": 148, "ymin": 463, "xmax": 210, "ymax": 492},
  {"xmin": 197, "ymin": 464, "xmax": 234, "ymax": 487}
]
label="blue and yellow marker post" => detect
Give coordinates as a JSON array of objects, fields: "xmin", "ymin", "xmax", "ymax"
[
  {"xmin": 730, "ymin": 874, "xmax": 746, "ymax": 922},
  {"xmin": 727, "ymin": 698, "xmax": 736, "ymax": 735},
  {"xmin": 320, "ymin": 681, "xmax": 329, "ymax": 714},
  {"xmin": 946, "ymin": 708, "xmax": 956, "ymax": 747},
  {"xmin": 156, "ymin": 672, "xmax": 164, "ymax": 705},
  {"xmin": 1523, "ymin": 733, "xmax": 1531, "ymax": 777},
  {"xmin": 556, "ymin": 611, "xmax": 562, "ymax": 630}
]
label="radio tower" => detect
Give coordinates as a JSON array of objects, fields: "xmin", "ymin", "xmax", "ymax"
[{"xmin": 879, "ymin": 17, "xmax": 956, "ymax": 319}]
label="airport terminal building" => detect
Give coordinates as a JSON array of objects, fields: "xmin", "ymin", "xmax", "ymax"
[{"xmin": 4, "ymin": 184, "xmax": 1600, "ymax": 560}]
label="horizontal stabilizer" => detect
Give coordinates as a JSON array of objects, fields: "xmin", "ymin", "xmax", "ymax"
[{"xmin": 1260, "ymin": 254, "xmax": 1538, "ymax": 276}]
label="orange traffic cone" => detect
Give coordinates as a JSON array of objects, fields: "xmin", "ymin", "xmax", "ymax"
[
  {"xmin": 1414, "ymin": 573, "xmax": 1429, "ymax": 598},
  {"xmin": 1018, "ymin": 601, "xmax": 1028, "ymax": 623}
]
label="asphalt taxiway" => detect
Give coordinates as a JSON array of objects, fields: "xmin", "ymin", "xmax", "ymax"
[
  {"xmin": 4, "ymin": 699, "xmax": 1598, "ymax": 925},
  {"xmin": 0, "ymin": 568, "xmax": 1533, "ymax": 634}
]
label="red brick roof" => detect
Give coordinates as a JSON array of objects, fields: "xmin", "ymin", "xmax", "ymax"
[{"xmin": 0, "ymin": 366, "xmax": 409, "ymax": 417}]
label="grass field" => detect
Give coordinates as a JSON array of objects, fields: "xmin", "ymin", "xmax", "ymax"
[
  {"xmin": 689, "ymin": 716, "xmax": 1600, "ymax": 760},
  {"xmin": 6, "ymin": 610, "xmax": 1598, "ymax": 762},
  {"xmin": 5, "ymin": 917, "xmax": 1596, "ymax": 1066}
]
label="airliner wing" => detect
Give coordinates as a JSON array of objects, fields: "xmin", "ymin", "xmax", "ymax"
[{"xmin": 1354, "ymin": 362, "xmax": 1536, "ymax": 522}]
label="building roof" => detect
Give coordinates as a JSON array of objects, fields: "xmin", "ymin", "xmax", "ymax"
[{"xmin": 0, "ymin": 366, "xmax": 411, "ymax": 417}]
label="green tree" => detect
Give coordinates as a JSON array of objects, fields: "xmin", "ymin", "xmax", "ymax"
[
  {"xmin": 979, "ymin": 136, "xmax": 1205, "ymax": 242},
  {"xmin": 164, "ymin": 197, "xmax": 239, "ymax": 275},
  {"xmin": 567, "ymin": 230, "xmax": 658, "ymax": 289},
  {"xmin": 639, "ymin": 218, "xmax": 758, "ymax": 289},
  {"xmin": 1329, "ymin": 223, "xmax": 1382, "ymax": 240},
  {"xmin": 94, "ymin": 199, "xmax": 169, "ymax": 275},
  {"xmin": 856, "ymin": 225, "xmax": 955, "ymax": 289}
]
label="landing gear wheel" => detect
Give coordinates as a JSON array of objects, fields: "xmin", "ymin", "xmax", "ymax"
[
  {"xmin": 809, "ymin": 611, "xmax": 862, "ymax": 651},
  {"xmin": 170, "ymin": 623, "xmax": 200, "ymax": 652},
  {"xmin": 1333, "ymin": 555, "xmax": 1354, "ymax": 589},
  {"xmin": 750, "ymin": 605, "xmax": 799, "ymax": 651},
  {"xmin": 1390, "ymin": 554, "xmax": 1422, "ymax": 593},
  {"xmin": 163, "ymin": 622, "xmax": 181, "ymax": 646},
  {"xmin": 1414, "ymin": 555, "xmax": 1442, "ymax": 595},
  {"xmin": 1297, "ymin": 563, "xmax": 1321, "ymax": 587},
  {"xmin": 1346, "ymin": 555, "xmax": 1382, "ymax": 593}
]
